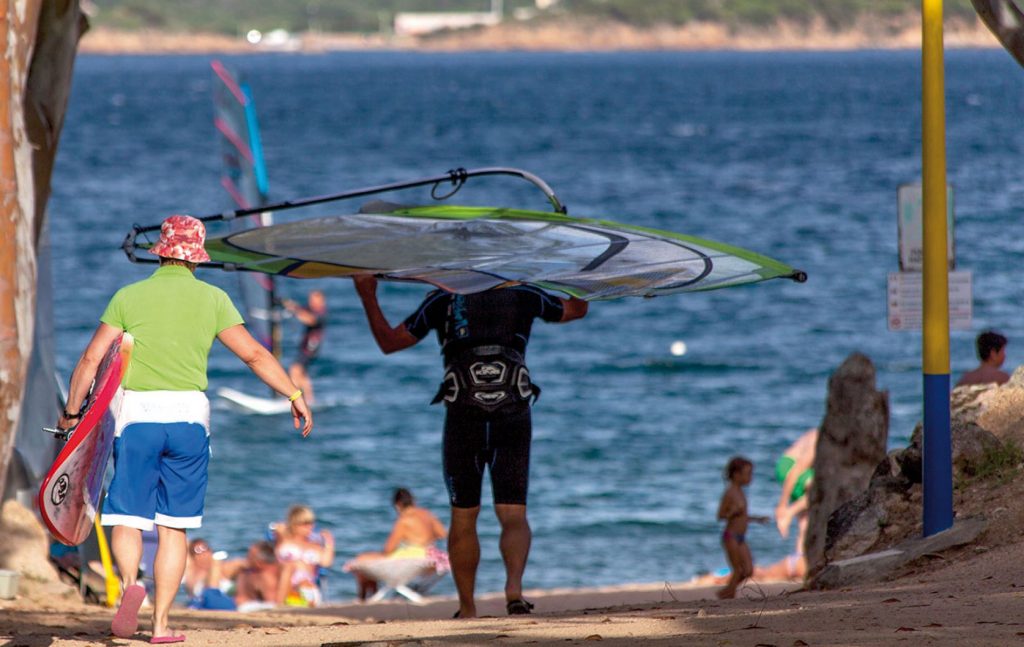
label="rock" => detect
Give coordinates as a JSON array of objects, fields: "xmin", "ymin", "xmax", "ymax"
[
  {"xmin": 950, "ymin": 383, "xmax": 995, "ymax": 428},
  {"xmin": 821, "ymin": 414, "xmax": 1000, "ymax": 569},
  {"xmin": 907, "ymin": 418, "xmax": 1003, "ymax": 479},
  {"xmin": 0, "ymin": 500, "xmax": 62, "ymax": 583},
  {"xmin": 951, "ymin": 422, "xmax": 1003, "ymax": 477},
  {"xmin": 950, "ymin": 366, "xmax": 1024, "ymax": 447},
  {"xmin": 893, "ymin": 425, "xmax": 922, "ymax": 484},
  {"xmin": 975, "ymin": 385, "xmax": 1024, "ymax": 446},
  {"xmin": 1008, "ymin": 364, "xmax": 1024, "ymax": 388},
  {"xmin": 0, "ymin": 499, "xmax": 78, "ymax": 602},
  {"xmin": 828, "ymin": 487, "xmax": 921, "ymax": 562},
  {"xmin": 812, "ymin": 516, "xmax": 987, "ymax": 589},
  {"xmin": 804, "ymin": 353, "xmax": 889, "ymax": 580}
]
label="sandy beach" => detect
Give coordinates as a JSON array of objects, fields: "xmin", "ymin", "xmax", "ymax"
[
  {"xmin": 6, "ymin": 454, "xmax": 1023, "ymax": 646},
  {"xmin": 3, "ymin": 543, "xmax": 1023, "ymax": 646}
]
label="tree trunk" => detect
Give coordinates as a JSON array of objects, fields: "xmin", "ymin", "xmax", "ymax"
[
  {"xmin": 804, "ymin": 352, "xmax": 890, "ymax": 579},
  {"xmin": 0, "ymin": 0, "xmax": 85, "ymax": 504}
]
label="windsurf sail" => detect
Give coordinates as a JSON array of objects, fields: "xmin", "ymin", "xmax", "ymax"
[
  {"xmin": 211, "ymin": 60, "xmax": 281, "ymax": 355},
  {"xmin": 122, "ymin": 167, "xmax": 805, "ymax": 300},
  {"xmin": 196, "ymin": 205, "xmax": 804, "ymax": 300}
]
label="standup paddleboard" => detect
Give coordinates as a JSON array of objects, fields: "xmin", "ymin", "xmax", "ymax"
[{"xmin": 39, "ymin": 333, "xmax": 133, "ymax": 546}]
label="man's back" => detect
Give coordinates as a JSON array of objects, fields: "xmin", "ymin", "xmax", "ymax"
[
  {"xmin": 956, "ymin": 365, "xmax": 1010, "ymax": 387},
  {"xmin": 406, "ymin": 285, "xmax": 565, "ymax": 361},
  {"xmin": 387, "ymin": 507, "xmax": 446, "ymax": 552}
]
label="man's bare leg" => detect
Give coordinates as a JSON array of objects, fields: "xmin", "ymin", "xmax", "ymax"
[
  {"xmin": 110, "ymin": 526, "xmax": 145, "ymax": 637},
  {"xmin": 111, "ymin": 526, "xmax": 143, "ymax": 590},
  {"xmin": 151, "ymin": 525, "xmax": 186, "ymax": 639},
  {"xmin": 449, "ymin": 506, "xmax": 481, "ymax": 618},
  {"xmin": 495, "ymin": 504, "xmax": 530, "ymax": 604}
]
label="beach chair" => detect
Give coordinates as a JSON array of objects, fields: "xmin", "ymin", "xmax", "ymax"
[{"xmin": 343, "ymin": 547, "xmax": 450, "ymax": 604}]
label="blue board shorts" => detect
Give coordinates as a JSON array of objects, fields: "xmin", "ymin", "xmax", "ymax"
[{"xmin": 102, "ymin": 390, "xmax": 211, "ymax": 531}]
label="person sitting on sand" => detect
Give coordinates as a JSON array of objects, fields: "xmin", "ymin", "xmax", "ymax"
[
  {"xmin": 182, "ymin": 538, "xmax": 244, "ymax": 610},
  {"xmin": 345, "ymin": 488, "xmax": 448, "ymax": 601},
  {"xmin": 233, "ymin": 541, "xmax": 284, "ymax": 612},
  {"xmin": 271, "ymin": 505, "xmax": 335, "ymax": 607},
  {"xmin": 957, "ymin": 330, "xmax": 1010, "ymax": 387},
  {"xmin": 717, "ymin": 456, "xmax": 768, "ymax": 599}
]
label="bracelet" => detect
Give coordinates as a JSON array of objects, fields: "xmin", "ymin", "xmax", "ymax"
[
  {"xmin": 62, "ymin": 408, "xmax": 81, "ymax": 419},
  {"xmin": 288, "ymin": 390, "xmax": 303, "ymax": 402}
]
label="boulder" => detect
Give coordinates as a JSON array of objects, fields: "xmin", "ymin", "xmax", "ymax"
[
  {"xmin": 893, "ymin": 428, "xmax": 922, "ymax": 484},
  {"xmin": 824, "ymin": 482, "xmax": 921, "ymax": 563},
  {"xmin": 906, "ymin": 419, "xmax": 1003, "ymax": 479},
  {"xmin": 817, "ymin": 402, "xmax": 1002, "ymax": 572},
  {"xmin": 804, "ymin": 353, "xmax": 890, "ymax": 580},
  {"xmin": 950, "ymin": 365, "xmax": 1024, "ymax": 447},
  {"xmin": 0, "ymin": 499, "xmax": 61, "ymax": 582},
  {"xmin": 0, "ymin": 499, "xmax": 77, "ymax": 601}
]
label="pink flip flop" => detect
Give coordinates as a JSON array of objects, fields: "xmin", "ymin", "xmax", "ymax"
[
  {"xmin": 111, "ymin": 583, "xmax": 146, "ymax": 638},
  {"xmin": 150, "ymin": 633, "xmax": 186, "ymax": 644}
]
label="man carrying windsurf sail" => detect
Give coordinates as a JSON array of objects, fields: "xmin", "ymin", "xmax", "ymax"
[
  {"xmin": 58, "ymin": 215, "xmax": 313, "ymax": 643},
  {"xmin": 353, "ymin": 275, "xmax": 588, "ymax": 619}
]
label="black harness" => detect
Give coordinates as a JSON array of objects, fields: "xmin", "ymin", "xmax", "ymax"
[{"xmin": 431, "ymin": 344, "xmax": 540, "ymax": 412}]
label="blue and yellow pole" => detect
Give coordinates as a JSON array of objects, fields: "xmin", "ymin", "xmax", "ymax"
[{"xmin": 921, "ymin": 0, "xmax": 953, "ymax": 536}]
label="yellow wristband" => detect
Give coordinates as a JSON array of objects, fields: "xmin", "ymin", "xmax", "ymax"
[{"xmin": 288, "ymin": 390, "xmax": 302, "ymax": 402}]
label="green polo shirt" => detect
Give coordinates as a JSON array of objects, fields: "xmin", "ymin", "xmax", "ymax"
[{"xmin": 100, "ymin": 265, "xmax": 244, "ymax": 391}]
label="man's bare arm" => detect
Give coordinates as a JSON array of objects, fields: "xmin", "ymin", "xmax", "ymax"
[
  {"xmin": 218, "ymin": 324, "xmax": 313, "ymax": 436},
  {"xmin": 560, "ymin": 296, "xmax": 588, "ymax": 322},
  {"xmin": 353, "ymin": 275, "xmax": 420, "ymax": 354},
  {"xmin": 59, "ymin": 323, "xmax": 124, "ymax": 429}
]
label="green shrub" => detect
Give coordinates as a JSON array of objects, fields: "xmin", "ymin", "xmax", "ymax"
[{"xmin": 970, "ymin": 439, "xmax": 1024, "ymax": 485}]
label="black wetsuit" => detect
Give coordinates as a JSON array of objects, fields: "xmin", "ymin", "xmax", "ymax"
[
  {"xmin": 403, "ymin": 285, "xmax": 565, "ymax": 508},
  {"xmin": 295, "ymin": 309, "xmax": 326, "ymax": 367}
]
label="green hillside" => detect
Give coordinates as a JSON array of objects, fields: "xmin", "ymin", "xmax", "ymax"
[{"xmin": 89, "ymin": 0, "xmax": 980, "ymax": 35}]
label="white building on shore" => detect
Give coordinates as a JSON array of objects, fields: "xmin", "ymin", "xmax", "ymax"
[
  {"xmin": 394, "ymin": 0, "xmax": 558, "ymax": 37},
  {"xmin": 394, "ymin": 11, "xmax": 500, "ymax": 37}
]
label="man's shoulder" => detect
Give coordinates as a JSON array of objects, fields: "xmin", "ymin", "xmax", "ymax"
[
  {"xmin": 416, "ymin": 289, "xmax": 451, "ymax": 310},
  {"xmin": 950, "ymin": 368, "xmax": 999, "ymax": 384},
  {"xmin": 508, "ymin": 284, "xmax": 550, "ymax": 297},
  {"xmin": 191, "ymin": 279, "xmax": 236, "ymax": 304},
  {"xmin": 956, "ymin": 366, "xmax": 1009, "ymax": 386},
  {"xmin": 111, "ymin": 276, "xmax": 155, "ymax": 299}
]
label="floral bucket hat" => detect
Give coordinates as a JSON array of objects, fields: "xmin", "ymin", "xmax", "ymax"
[{"xmin": 148, "ymin": 214, "xmax": 211, "ymax": 263}]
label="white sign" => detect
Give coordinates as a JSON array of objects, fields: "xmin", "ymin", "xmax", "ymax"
[
  {"xmin": 887, "ymin": 271, "xmax": 972, "ymax": 331},
  {"xmin": 897, "ymin": 184, "xmax": 955, "ymax": 272}
]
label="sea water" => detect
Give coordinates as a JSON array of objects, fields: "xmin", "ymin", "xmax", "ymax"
[{"xmin": 49, "ymin": 50, "xmax": 1024, "ymax": 599}]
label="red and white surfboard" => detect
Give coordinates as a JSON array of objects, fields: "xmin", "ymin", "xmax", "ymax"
[{"xmin": 39, "ymin": 332, "xmax": 133, "ymax": 545}]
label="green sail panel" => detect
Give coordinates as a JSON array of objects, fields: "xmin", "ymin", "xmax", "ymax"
[{"xmin": 201, "ymin": 205, "xmax": 805, "ymax": 300}]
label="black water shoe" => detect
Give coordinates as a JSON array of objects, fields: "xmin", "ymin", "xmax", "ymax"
[{"xmin": 506, "ymin": 599, "xmax": 534, "ymax": 615}]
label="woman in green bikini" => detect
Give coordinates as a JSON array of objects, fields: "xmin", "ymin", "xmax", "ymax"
[{"xmin": 774, "ymin": 427, "xmax": 817, "ymax": 575}]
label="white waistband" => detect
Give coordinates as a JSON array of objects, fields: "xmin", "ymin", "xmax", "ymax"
[{"xmin": 115, "ymin": 390, "xmax": 210, "ymax": 437}]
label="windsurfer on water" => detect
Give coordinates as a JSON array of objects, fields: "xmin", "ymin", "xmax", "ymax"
[{"xmin": 281, "ymin": 290, "xmax": 327, "ymax": 405}]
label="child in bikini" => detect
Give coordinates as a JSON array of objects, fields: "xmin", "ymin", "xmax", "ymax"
[{"xmin": 716, "ymin": 456, "xmax": 767, "ymax": 599}]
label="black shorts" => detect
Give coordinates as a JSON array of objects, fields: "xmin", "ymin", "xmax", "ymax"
[{"xmin": 443, "ymin": 405, "xmax": 532, "ymax": 508}]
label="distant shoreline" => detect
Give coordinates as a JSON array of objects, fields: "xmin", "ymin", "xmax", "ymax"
[{"xmin": 78, "ymin": 18, "xmax": 1001, "ymax": 55}]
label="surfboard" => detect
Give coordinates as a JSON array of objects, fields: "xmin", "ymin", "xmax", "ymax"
[
  {"xmin": 39, "ymin": 333, "xmax": 133, "ymax": 546},
  {"xmin": 216, "ymin": 386, "xmax": 294, "ymax": 415}
]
